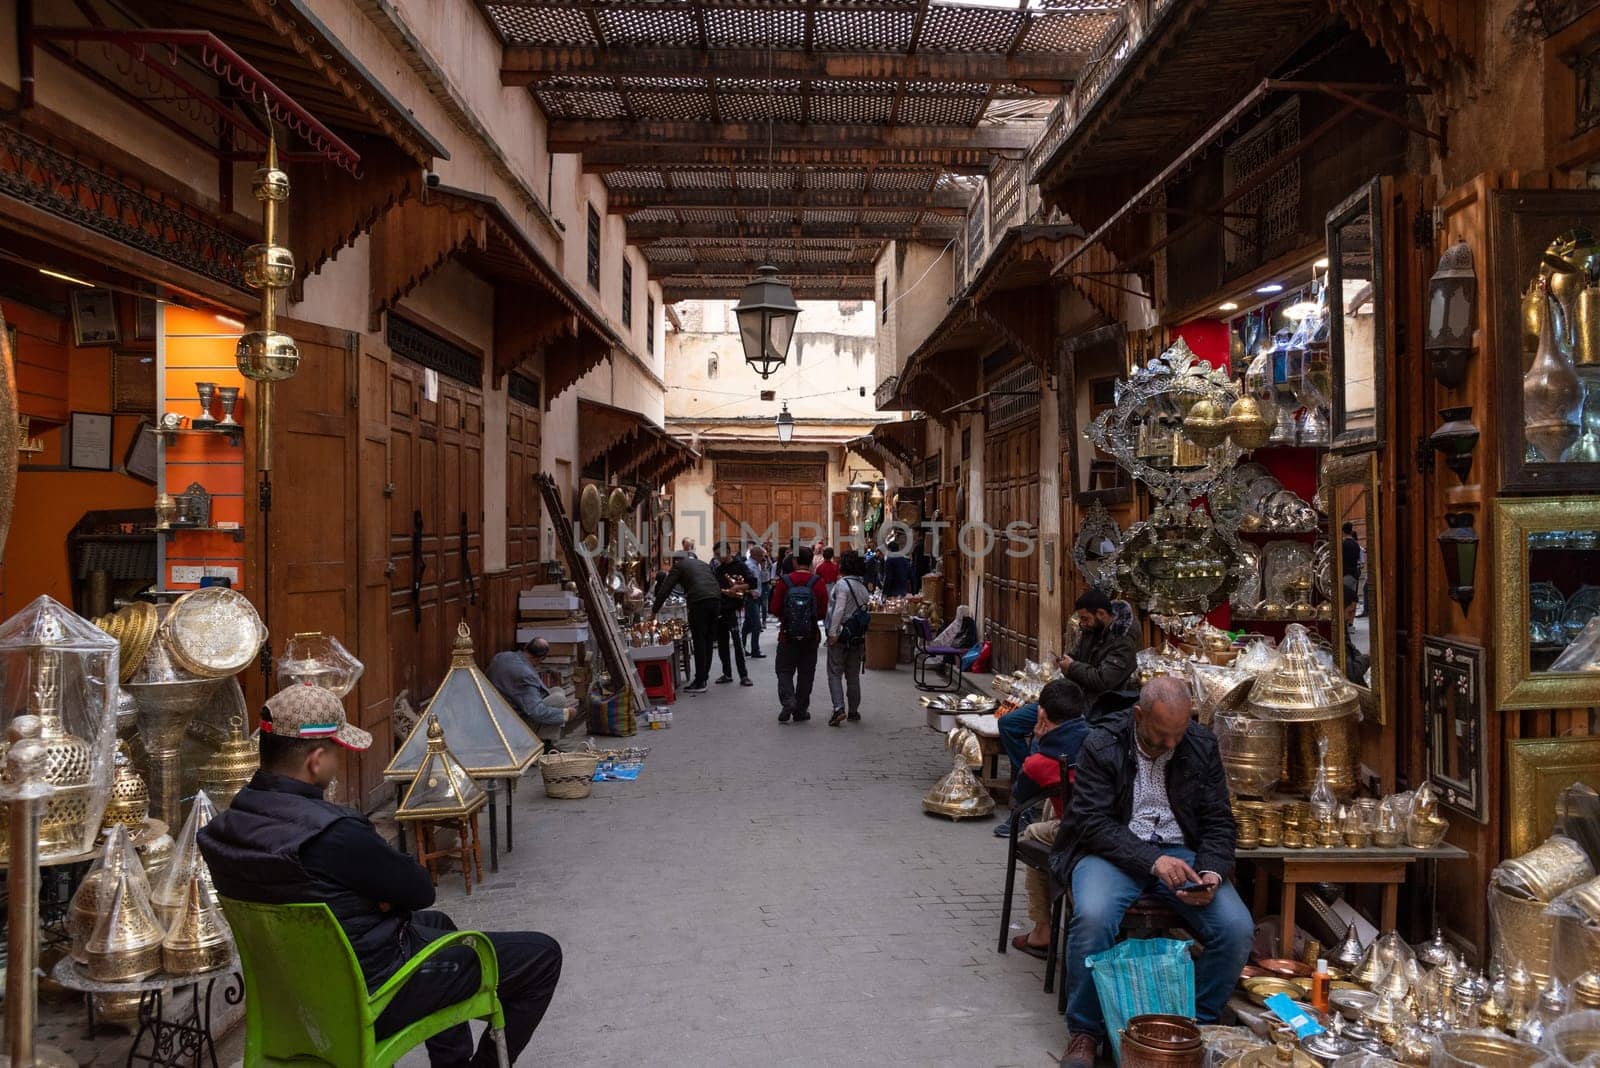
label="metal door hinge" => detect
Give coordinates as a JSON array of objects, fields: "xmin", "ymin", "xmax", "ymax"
[
  {"xmin": 383, "ymin": 482, "xmax": 396, "ymax": 498},
  {"xmin": 1414, "ymin": 434, "xmax": 1435, "ymax": 474},
  {"xmin": 258, "ymin": 475, "xmax": 273, "ymax": 512}
]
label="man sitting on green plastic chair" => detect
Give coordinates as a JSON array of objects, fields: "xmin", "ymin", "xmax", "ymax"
[{"xmin": 199, "ymin": 686, "xmax": 562, "ymax": 1067}]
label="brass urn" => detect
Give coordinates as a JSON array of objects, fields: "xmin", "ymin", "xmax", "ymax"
[
  {"xmin": 197, "ymin": 715, "xmax": 258, "ymax": 810},
  {"xmin": 1226, "ymin": 393, "xmax": 1275, "ymax": 451}
]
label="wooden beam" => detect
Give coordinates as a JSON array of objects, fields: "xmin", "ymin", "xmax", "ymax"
[
  {"xmin": 502, "ymin": 46, "xmax": 1080, "ymax": 87},
  {"xmin": 547, "ymin": 119, "xmax": 1040, "ymax": 153},
  {"xmin": 651, "ymin": 258, "xmax": 876, "ymax": 277},
  {"xmin": 625, "ymin": 219, "xmax": 959, "ymax": 241},
  {"xmin": 663, "ymin": 281, "xmax": 873, "ymax": 301},
  {"xmin": 582, "ymin": 144, "xmax": 994, "ymax": 173},
  {"xmin": 607, "ymin": 187, "xmax": 970, "ymax": 213}
]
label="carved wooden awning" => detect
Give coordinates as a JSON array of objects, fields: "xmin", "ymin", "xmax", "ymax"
[
  {"xmin": 578, "ymin": 398, "xmax": 699, "ymax": 488},
  {"xmin": 872, "ymin": 417, "xmax": 927, "ymax": 472},
  {"xmin": 845, "ymin": 435, "xmax": 909, "ymax": 480},
  {"xmin": 370, "ymin": 186, "xmax": 620, "ymax": 407}
]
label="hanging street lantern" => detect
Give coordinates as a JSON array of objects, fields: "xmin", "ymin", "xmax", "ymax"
[
  {"xmin": 776, "ymin": 403, "xmax": 795, "ymax": 444},
  {"xmin": 734, "ymin": 265, "xmax": 801, "ymax": 379}
]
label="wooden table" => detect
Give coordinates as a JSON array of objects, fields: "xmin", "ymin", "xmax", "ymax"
[{"xmin": 1238, "ymin": 843, "xmax": 1469, "ymax": 945}]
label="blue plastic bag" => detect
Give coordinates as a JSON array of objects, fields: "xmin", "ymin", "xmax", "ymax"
[{"xmin": 1086, "ymin": 937, "xmax": 1197, "ymax": 1063}]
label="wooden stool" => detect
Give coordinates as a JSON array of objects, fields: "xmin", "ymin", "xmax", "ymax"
[{"xmin": 408, "ymin": 812, "xmax": 485, "ymax": 895}]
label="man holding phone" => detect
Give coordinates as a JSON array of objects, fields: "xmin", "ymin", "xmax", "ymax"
[{"xmin": 1052, "ymin": 676, "xmax": 1251, "ymax": 1068}]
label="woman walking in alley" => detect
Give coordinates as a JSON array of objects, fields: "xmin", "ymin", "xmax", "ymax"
[{"xmin": 825, "ymin": 551, "xmax": 871, "ymax": 726}]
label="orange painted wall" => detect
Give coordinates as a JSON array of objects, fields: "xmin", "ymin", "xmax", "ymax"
[
  {"xmin": 161, "ymin": 306, "xmax": 248, "ymax": 591},
  {"xmin": 4, "ymin": 301, "xmax": 156, "ymax": 616}
]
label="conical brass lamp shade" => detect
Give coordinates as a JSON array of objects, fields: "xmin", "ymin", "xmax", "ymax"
[
  {"xmin": 153, "ymin": 789, "xmax": 217, "ymax": 930},
  {"xmin": 162, "ymin": 872, "xmax": 233, "ymax": 975},
  {"xmin": 396, "ymin": 715, "xmax": 488, "ymax": 822},
  {"xmin": 85, "ymin": 869, "xmax": 164, "ymax": 982},
  {"xmin": 1246, "ymin": 623, "xmax": 1359, "ymax": 722},
  {"xmin": 384, "ymin": 623, "xmax": 541, "ymax": 782},
  {"xmin": 67, "ymin": 825, "xmax": 150, "ymax": 964},
  {"xmin": 922, "ymin": 728, "xmax": 995, "ymax": 819}
]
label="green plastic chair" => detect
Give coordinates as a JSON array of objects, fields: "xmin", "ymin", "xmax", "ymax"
[{"xmin": 219, "ymin": 897, "xmax": 509, "ymax": 1067}]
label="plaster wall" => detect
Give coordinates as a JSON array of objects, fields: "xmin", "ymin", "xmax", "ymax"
[{"xmin": 877, "ymin": 242, "xmax": 957, "ymax": 380}]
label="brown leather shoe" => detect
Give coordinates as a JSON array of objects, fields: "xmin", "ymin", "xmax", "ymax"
[{"xmin": 1061, "ymin": 1033, "xmax": 1098, "ymax": 1068}]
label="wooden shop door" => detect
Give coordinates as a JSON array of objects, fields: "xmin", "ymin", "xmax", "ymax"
[
  {"xmin": 983, "ymin": 419, "xmax": 1041, "ymax": 673},
  {"xmin": 506, "ymin": 393, "xmax": 542, "ymax": 577},
  {"xmin": 437, "ymin": 378, "xmax": 485, "ymax": 656},
  {"xmin": 265, "ymin": 319, "xmax": 363, "ymax": 801},
  {"xmin": 355, "ymin": 338, "xmax": 396, "ymax": 810}
]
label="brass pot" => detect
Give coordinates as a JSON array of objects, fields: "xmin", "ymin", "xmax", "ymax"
[
  {"xmin": 1182, "ymin": 398, "xmax": 1229, "ymax": 449},
  {"xmin": 84, "ymin": 871, "xmax": 164, "ymax": 983},
  {"xmin": 1496, "ymin": 837, "xmax": 1594, "ymax": 901},
  {"xmin": 1216, "ymin": 716, "xmax": 1283, "ymax": 798},
  {"xmin": 1285, "ymin": 713, "xmax": 1359, "ymax": 799},
  {"xmin": 1434, "ymin": 1032, "xmax": 1545, "ymax": 1068},
  {"xmin": 1489, "ymin": 885, "xmax": 1555, "ymax": 985},
  {"xmin": 1226, "ymin": 394, "xmax": 1274, "ymax": 451}
]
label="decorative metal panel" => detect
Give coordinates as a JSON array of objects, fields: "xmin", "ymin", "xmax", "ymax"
[
  {"xmin": 985, "ymin": 360, "xmax": 1041, "ymax": 433},
  {"xmin": 1224, "ymin": 97, "xmax": 1302, "ymax": 276},
  {"xmin": 965, "ymin": 185, "xmax": 988, "ymax": 279},
  {"xmin": 715, "ymin": 460, "xmax": 826, "ymax": 485},
  {"xmin": 387, "ymin": 316, "xmax": 483, "ymax": 386},
  {"xmin": 508, "ymin": 373, "xmax": 541, "ymax": 408}
]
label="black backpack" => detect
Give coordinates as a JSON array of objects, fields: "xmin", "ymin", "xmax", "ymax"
[
  {"xmin": 839, "ymin": 581, "xmax": 870, "ymax": 643},
  {"xmin": 778, "ymin": 574, "xmax": 823, "ymax": 644}
]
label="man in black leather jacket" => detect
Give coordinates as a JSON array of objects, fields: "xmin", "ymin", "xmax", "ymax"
[
  {"xmin": 200, "ymin": 686, "xmax": 562, "ymax": 1067},
  {"xmin": 652, "ymin": 549, "xmax": 723, "ymax": 693},
  {"xmin": 1051, "ymin": 677, "xmax": 1251, "ymax": 1068}
]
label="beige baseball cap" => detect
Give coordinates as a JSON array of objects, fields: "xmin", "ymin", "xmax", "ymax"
[{"xmin": 261, "ymin": 684, "xmax": 372, "ymax": 750}]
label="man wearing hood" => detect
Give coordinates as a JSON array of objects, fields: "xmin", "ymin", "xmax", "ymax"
[{"xmin": 1057, "ymin": 589, "xmax": 1140, "ymax": 716}]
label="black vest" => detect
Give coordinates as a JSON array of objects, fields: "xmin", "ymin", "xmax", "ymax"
[{"xmin": 197, "ymin": 772, "xmax": 408, "ymax": 987}]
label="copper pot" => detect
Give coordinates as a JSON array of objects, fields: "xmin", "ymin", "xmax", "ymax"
[{"xmin": 1121, "ymin": 1014, "xmax": 1203, "ymax": 1068}]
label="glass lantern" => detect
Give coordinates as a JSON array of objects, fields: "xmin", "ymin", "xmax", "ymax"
[
  {"xmin": 0, "ymin": 595, "xmax": 120, "ymax": 860},
  {"xmin": 276, "ymin": 632, "xmax": 364, "ymax": 698}
]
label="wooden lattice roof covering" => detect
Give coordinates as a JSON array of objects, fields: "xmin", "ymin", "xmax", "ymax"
[{"xmin": 481, "ymin": 0, "xmax": 1129, "ymax": 300}]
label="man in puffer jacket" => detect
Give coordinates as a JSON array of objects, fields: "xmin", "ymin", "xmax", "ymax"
[{"xmin": 1058, "ymin": 590, "xmax": 1140, "ymax": 720}]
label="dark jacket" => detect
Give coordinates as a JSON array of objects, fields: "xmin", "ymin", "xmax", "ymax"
[
  {"xmin": 652, "ymin": 554, "xmax": 720, "ymax": 612},
  {"xmin": 198, "ymin": 771, "xmax": 435, "ymax": 989},
  {"xmin": 1064, "ymin": 599, "xmax": 1140, "ymax": 698},
  {"xmin": 1012, "ymin": 717, "xmax": 1089, "ymax": 814},
  {"xmin": 1050, "ymin": 712, "xmax": 1237, "ymax": 886},
  {"xmin": 713, "ymin": 557, "xmax": 751, "ymax": 622},
  {"xmin": 882, "ymin": 554, "xmax": 914, "ymax": 597}
]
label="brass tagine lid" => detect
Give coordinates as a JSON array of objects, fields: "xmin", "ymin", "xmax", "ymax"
[
  {"xmin": 197, "ymin": 716, "xmax": 259, "ymax": 810},
  {"xmin": 395, "ymin": 715, "xmax": 488, "ymax": 823},
  {"xmin": 1247, "ymin": 624, "xmax": 1359, "ymax": 723},
  {"xmin": 922, "ymin": 728, "xmax": 995, "ymax": 819},
  {"xmin": 101, "ymin": 742, "xmax": 151, "ymax": 830},
  {"xmin": 161, "ymin": 871, "xmax": 233, "ymax": 976},
  {"xmin": 85, "ymin": 868, "xmax": 165, "ymax": 982}
]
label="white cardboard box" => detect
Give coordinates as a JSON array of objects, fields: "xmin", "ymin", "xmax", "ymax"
[
  {"xmin": 519, "ymin": 592, "xmax": 580, "ymax": 612},
  {"xmin": 516, "ymin": 625, "xmax": 590, "ymax": 644}
]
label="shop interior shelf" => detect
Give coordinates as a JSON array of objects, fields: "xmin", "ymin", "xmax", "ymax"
[
  {"xmin": 158, "ymin": 525, "xmax": 244, "ymax": 542},
  {"xmin": 157, "ymin": 424, "xmax": 243, "ymax": 446}
]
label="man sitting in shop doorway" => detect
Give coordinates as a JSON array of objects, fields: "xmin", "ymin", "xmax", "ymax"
[
  {"xmin": 199, "ymin": 686, "xmax": 563, "ymax": 1068},
  {"xmin": 1006, "ymin": 678, "xmax": 1090, "ymax": 958},
  {"xmin": 1054, "ymin": 676, "xmax": 1250, "ymax": 1068},
  {"xmin": 487, "ymin": 636, "xmax": 580, "ymax": 743}
]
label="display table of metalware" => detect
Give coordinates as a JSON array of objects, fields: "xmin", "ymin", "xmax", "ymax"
[
  {"xmin": 51, "ymin": 954, "xmax": 242, "ymax": 1068},
  {"xmin": 1237, "ymin": 843, "xmax": 1469, "ymax": 943}
]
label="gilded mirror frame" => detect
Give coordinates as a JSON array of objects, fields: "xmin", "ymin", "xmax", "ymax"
[
  {"xmin": 1325, "ymin": 177, "xmax": 1387, "ymax": 453},
  {"xmin": 1323, "ymin": 452, "xmax": 1387, "ymax": 724},
  {"xmin": 1506, "ymin": 735, "xmax": 1600, "ymax": 856},
  {"xmin": 1493, "ymin": 495, "xmax": 1600, "ymax": 709}
]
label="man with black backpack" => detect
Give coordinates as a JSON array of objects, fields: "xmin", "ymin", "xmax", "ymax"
[
  {"xmin": 769, "ymin": 545, "xmax": 829, "ymax": 723},
  {"xmin": 825, "ymin": 550, "xmax": 871, "ymax": 726}
]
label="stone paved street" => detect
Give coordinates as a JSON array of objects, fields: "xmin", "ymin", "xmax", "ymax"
[{"xmin": 403, "ymin": 639, "xmax": 1062, "ymax": 1066}]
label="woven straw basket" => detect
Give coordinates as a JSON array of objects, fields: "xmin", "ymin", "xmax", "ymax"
[{"xmin": 539, "ymin": 751, "xmax": 599, "ymax": 799}]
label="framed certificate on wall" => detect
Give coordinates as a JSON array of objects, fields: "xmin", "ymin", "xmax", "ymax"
[
  {"xmin": 71, "ymin": 289, "xmax": 119, "ymax": 346},
  {"xmin": 69, "ymin": 411, "xmax": 114, "ymax": 470}
]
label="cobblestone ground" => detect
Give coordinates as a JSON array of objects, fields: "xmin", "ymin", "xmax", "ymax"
[{"xmin": 65, "ymin": 628, "xmax": 1064, "ymax": 1066}]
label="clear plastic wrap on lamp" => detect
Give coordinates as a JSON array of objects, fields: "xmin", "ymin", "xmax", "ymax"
[
  {"xmin": 1309, "ymin": 736, "xmax": 1338, "ymax": 822},
  {"xmin": 1235, "ymin": 638, "xmax": 1282, "ymax": 676},
  {"xmin": 276, "ymin": 633, "xmax": 364, "ymax": 698},
  {"xmin": 152, "ymin": 788, "xmax": 217, "ymax": 930},
  {"xmin": 66, "ymin": 824, "xmax": 152, "ymax": 963},
  {"xmin": 1246, "ymin": 623, "xmax": 1360, "ymax": 722},
  {"xmin": 0, "ymin": 594, "xmax": 120, "ymax": 859},
  {"xmin": 1550, "ymin": 616, "xmax": 1600, "ymax": 672}
]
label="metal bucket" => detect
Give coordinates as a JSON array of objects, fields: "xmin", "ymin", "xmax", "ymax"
[{"xmin": 1122, "ymin": 1014, "xmax": 1203, "ymax": 1068}]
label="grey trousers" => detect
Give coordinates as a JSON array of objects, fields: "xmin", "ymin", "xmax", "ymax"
[{"xmin": 826, "ymin": 639, "xmax": 864, "ymax": 714}]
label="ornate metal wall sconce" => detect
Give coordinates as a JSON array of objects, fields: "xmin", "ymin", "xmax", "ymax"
[
  {"xmin": 1437, "ymin": 512, "xmax": 1480, "ymax": 612},
  {"xmin": 1428, "ymin": 406, "xmax": 1480, "ymax": 484}
]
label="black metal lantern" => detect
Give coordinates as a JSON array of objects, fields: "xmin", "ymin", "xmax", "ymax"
[
  {"xmin": 1428, "ymin": 406, "xmax": 1480, "ymax": 484},
  {"xmin": 1437, "ymin": 511, "xmax": 1480, "ymax": 612},
  {"xmin": 775, "ymin": 403, "xmax": 795, "ymax": 444},
  {"xmin": 1425, "ymin": 240, "xmax": 1477, "ymax": 389},
  {"xmin": 734, "ymin": 265, "xmax": 801, "ymax": 379}
]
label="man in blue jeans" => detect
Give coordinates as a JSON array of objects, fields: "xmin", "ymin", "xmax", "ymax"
[{"xmin": 1051, "ymin": 676, "xmax": 1252, "ymax": 1068}]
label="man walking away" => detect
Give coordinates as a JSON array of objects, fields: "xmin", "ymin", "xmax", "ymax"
[
  {"xmin": 882, "ymin": 537, "xmax": 914, "ymax": 597},
  {"xmin": 713, "ymin": 542, "xmax": 754, "ymax": 687},
  {"xmin": 652, "ymin": 547, "xmax": 722, "ymax": 693},
  {"xmin": 814, "ymin": 546, "xmax": 840, "ymax": 588},
  {"xmin": 743, "ymin": 544, "xmax": 767, "ymax": 659},
  {"xmin": 825, "ymin": 550, "xmax": 871, "ymax": 726},
  {"xmin": 770, "ymin": 545, "xmax": 828, "ymax": 722}
]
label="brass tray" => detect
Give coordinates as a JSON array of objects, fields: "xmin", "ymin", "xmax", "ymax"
[
  {"xmin": 119, "ymin": 602, "xmax": 159, "ymax": 683},
  {"xmin": 164, "ymin": 588, "xmax": 265, "ymax": 678},
  {"xmin": 606, "ymin": 487, "xmax": 629, "ymax": 521},
  {"xmin": 1241, "ymin": 977, "xmax": 1302, "ymax": 1006},
  {"xmin": 579, "ymin": 483, "xmax": 601, "ymax": 533}
]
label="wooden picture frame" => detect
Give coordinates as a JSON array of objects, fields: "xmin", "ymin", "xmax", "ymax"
[
  {"xmin": 122, "ymin": 419, "xmax": 157, "ymax": 484},
  {"xmin": 134, "ymin": 297, "xmax": 158, "ymax": 341},
  {"xmin": 70, "ymin": 288, "xmax": 119, "ymax": 346},
  {"xmin": 1493, "ymin": 495, "xmax": 1600, "ymax": 709},
  {"xmin": 111, "ymin": 351, "xmax": 157, "ymax": 413},
  {"xmin": 1506, "ymin": 735, "xmax": 1600, "ymax": 857},
  {"xmin": 68, "ymin": 411, "xmax": 114, "ymax": 470},
  {"xmin": 1325, "ymin": 178, "xmax": 1387, "ymax": 453},
  {"xmin": 1490, "ymin": 188, "xmax": 1600, "ymax": 493},
  {"xmin": 1422, "ymin": 637, "xmax": 1488, "ymax": 823}
]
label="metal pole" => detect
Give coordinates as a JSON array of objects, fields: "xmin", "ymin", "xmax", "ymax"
[{"xmin": 0, "ymin": 714, "xmax": 74, "ymax": 1068}]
